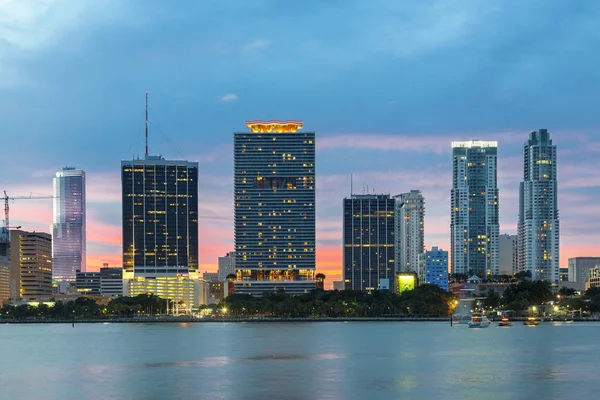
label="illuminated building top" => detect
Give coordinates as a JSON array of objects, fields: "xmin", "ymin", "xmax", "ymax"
[
  {"xmin": 451, "ymin": 140, "xmax": 497, "ymax": 149},
  {"xmin": 246, "ymin": 120, "xmax": 304, "ymax": 133}
]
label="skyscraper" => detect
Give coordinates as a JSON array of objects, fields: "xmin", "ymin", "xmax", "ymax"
[
  {"xmin": 11, "ymin": 230, "xmax": 53, "ymax": 299},
  {"xmin": 451, "ymin": 140, "xmax": 499, "ymax": 277},
  {"xmin": 394, "ymin": 190, "xmax": 425, "ymax": 274},
  {"xmin": 234, "ymin": 120, "xmax": 316, "ymax": 296},
  {"xmin": 518, "ymin": 129, "xmax": 559, "ymax": 283},
  {"xmin": 52, "ymin": 167, "xmax": 86, "ymax": 283},
  {"xmin": 121, "ymin": 155, "xmax": 199, "ymax": 310},
  {"xmin": 343, "ymin": 194, "xmax": 395, "ymax": 291},
  {"xmin": 499, "ymin": 233, "xmax": 517, "ymax": 275}
]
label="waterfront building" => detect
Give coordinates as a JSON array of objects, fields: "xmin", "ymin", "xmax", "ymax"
[
  {"xmin": 121, "ymin": 155, "xmax": 199, "ymax": 310},
  {"xmin": 218, "ymin": 252, "xmax": 236, "ymax": 282},
  {"xmin": 585, "ymin": 267, "xmax": 600, "ymax": 291},
  {"xmin": 394, "ymin": 190, "xmax": 425, "ymax": 274},
  {"xmin": 75, "ymin": 270, "xmax": 101, "ymax": 296},
  {"xmin": 499, "ymin": 234, "xmax": 518, "ymax": 276},
  {"xmin": 343, "ymin": 194, "xmax": 395, "ymax": 292},
  {"xmin": 10, "ymin": 230, "xmax": 53, "ymax": 299},
  {"xmin": 568, "ymin": 257, "xmax": 600, "ymax": 291},
  {"xmin": 518, "ymin": 129, "xmax": 560, "ymax": 283},
  {"xmin": 52, "ymin": 167, "xmax": 86, "ymax": 284},
  {"xmin": 418, "ymin": 246, "xmax": 449, "ymax": 291},
  {"xmin": 234, "ymin": 120, "xmax": 316, "ymax": 296},
  {"xmin": 100, "ymin": 267, "xmax": 123, "ymax": 296},
  {"xmin": 0, "ymin": 257, "xmax": 9, "ymax": 303},
  {"xmin": 451, "ymin": 140, "xmax": 499, "ymax": 277},
  {"xmin": 332, "ymin": 280, "xmax": 344, "ymax": 291},
  {"xmin": 396, "ymin": 272, "xmax": 417, "ymax": 294}
]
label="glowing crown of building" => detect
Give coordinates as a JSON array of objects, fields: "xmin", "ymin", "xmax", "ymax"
[{"xmin": 246, "ymin": 120, "xmax": 304, "ymax": 133}]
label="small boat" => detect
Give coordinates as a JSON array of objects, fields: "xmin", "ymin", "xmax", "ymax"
[
  {"xmin": 498, "ymin": 317, "xmax": 512, "ymax": 327},
  {"xmin": 468, "ymin": 313, "xmax": 491, "ymax": 328},
  {"xmin": 523, "ymin": 317, "xmax": 540, "ymax": 326}
]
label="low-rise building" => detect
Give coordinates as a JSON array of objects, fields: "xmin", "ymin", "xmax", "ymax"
[
  {"xmin": 586, "ymin": 267, "xmax": 600, "ymax": 291},
  {"xmin": 100, "ymin": 267, "xmax": 122, "ymax": 297},
  {"xmin": 568, "ymin": 257, "xmax": 600, "ymax": 291},
  {"xmin": 76, "ymin": 271, "xmax": 101, "ymax": 296}
]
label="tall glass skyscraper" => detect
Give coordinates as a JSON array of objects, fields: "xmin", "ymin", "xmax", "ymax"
[
  {"xmin": 52, "ymin": 167, "xmax": 86, "ymax": 282},
  {"xmin": 234, "ymin": 120, "xmax": 316, "ymax": 296},
  {"xmin": 121, "ymin": 156, "xmax": 199, "ymax": 309},
  {"xmin": 451, "ymin": 141, "xmax": 499, "ymax": 277},
  {"xmin": 394, "ymin": 190, "xmax": 425, "ymax": 274},
  {"xmin": 518, "ymin": 129, "xmax": 559, "ymax": 282},
  {"xmin": 343, "ymin": 194, "xmax": 395, "ymax": 292}
]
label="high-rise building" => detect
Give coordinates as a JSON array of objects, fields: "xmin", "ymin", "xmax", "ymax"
[
  {"xmin": 10, "ymin": 230, "xmax": 53, "ymax": 299},
  {"xmin": 518, "ymin": 129, "xmax": 559, "ymax": 283},
  {"xmin": 0, "ymin": 255, "xmax": 9, "ymax": 303},
  {"xmin": 499, "ymin": 234, "xmax": 518, "ymax": 276},
  {"xmin": 568, "ymin": 257, "xmax": 600, "ymax": 290},
  {"xmin": 394, "ymin": 190, "xmax": 425, "ymax": 274},
  {"xmin": 451, "ymin": 140, "xmax": 499, "ymax": 277},
  {"xmin": 418, "ymin": 246, "xmax": 449, "ymax": 291},
  {"xmin": 234, "ymin": 120, "xmax": 316, "ymax": 296},
  {"xmin": 52, "ymin": 167, "xmax": 86, "ymax": 283},
  {"xmin": 121, "ymin": 155, "xmax": 199, "ymax": 310},
  {"xmin": 343, "ymin": 194, "xmax": 395, "ymax": 292},
  {"xmin": 218, "ymin": 252, "xmax": 236, "ymax": 282}
]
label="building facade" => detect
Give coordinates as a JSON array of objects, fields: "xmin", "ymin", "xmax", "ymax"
[
  {"xmin": 100, "ymin": 267, "xmax": 123, "ymax": 296},
  {"xmin": 586, "ymin": 267, "xmax": 600, "ymax": 291},
  {"xmin": 451, "ymin": 140, "xmax": 499, "ymax": 277},
  {"xmin": 394, "ymin": 190, "xmax": 425, "ymax": 274},
  {"xmin": 75, "ymin": 271, "xmax": 101, "ymax": 296},
  {"xmin": 518, "ymin": 129, "xmax": 559, "ymax": 283},
  {"xmin": 121, "ymin": 155, "xmax": 199, "ymax": 310},
  {"xmin": 52, "ymin": 167, "xmax": 86, "ymax": 283},
  {"xmin": 218, "ymin": 252, "xmax": 236, "ymax": 282},
  {"xmin": 343, "ymin": 194, "xmax": 395, "ymax": 292},
  {"xmin": 499, "ymin": 234, "xmax": 518, "ymax": 276},
  {"xmin": 418, "ymin": 246, "xmax": 449, "ymax": 291},
  {"xmin": 568, "ymin": 257, "xmax": 600, "ymax": 289},
  {"xmin": 234, "ymin": 121, "xmax": 316, "ymax": 296},
  {"xmin": 11, "ymin": 230, "xmax": 53, "ymax": 299}
]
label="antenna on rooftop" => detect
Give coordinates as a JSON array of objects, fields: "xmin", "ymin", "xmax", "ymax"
[{"xmin": 145, "ymin": 91, "xmax": 149, "ymax": 157}]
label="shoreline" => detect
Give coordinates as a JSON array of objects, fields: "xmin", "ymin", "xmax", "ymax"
[{"xmin": 2, "ymin": 316, "xmax": 598, "ymax": 324}]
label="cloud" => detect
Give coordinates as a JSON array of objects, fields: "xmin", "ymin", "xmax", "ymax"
[
  {"xmin": 243, "ymin": 39, "xmax": 270, "ymax": 51},
  {"xmin": 220, "ymin": 93, "xmax": 239, "ymax": 102}
]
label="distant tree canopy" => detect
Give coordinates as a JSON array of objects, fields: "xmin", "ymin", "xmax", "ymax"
[{"xmin": 221, "ymin": 284, "xmax": 455, "ymax": 318}]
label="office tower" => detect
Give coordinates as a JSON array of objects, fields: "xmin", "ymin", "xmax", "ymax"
[
  {"xmin": 202, "ymin": 271, "xmax": 219, "ymax": 282},
  {"xmin": 394, "ymin": 190, "xmax": 425, "ymax": 274},
  {"xmin": 100, "ymin": 267, "xmax": 123, "ymax": 296},
  {"xmin": 418, "ymin": 246, "xmax": 449, "ymax": 291},
  {"xmin": 499, "ymin": 234, "xmax": 518, "ymax": 275},
  {"xmin": 234, "ymin": 120, "xmax": 316, "ymax": 296},
  {"xmin": 451, "ymin": 140, "xmax": 499, "ymax": 277},
  {"xmin": 75, "ymin": 270, "xmax": 101, "ymax": 296},
  {"xmin": 52, "ymin": 167, "xmax": 86, "ymax": 283},
  {"xmin": 568, "ymin": 257, "xmax": 600, "ymax": 290},
  {"xmin": 218, "ymin": 252, "xmax": 236, "ymax": 282},
  {"xmin": 343, "ymin": 194, "xmax": 395, "ymax": 292},
  {"xmin": 10, "ymin": 230, "xmax": 52, "ymax": 299},
  {"xmin": 121, "ymin": 155, "xmax": 199, "ymax": 310},
  {"xmin": 518, "ymin": 129, "xmax": 559, "ymax": 283}
]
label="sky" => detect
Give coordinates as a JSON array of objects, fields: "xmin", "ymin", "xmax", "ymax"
[{"xmin": 2, "ymin": 0, "xmax": 600, "ymax": 288}]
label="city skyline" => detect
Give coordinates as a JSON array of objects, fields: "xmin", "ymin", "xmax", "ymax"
[{"xmin": 3, "ymin": 1, "xmax": 600, "ymax": 288}]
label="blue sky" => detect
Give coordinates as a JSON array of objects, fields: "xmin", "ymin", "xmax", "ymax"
[{"xmin": 2, "ymin": 0, "xmax": 600, "ymax": 281}]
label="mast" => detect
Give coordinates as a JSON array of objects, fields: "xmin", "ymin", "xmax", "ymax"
[{"xmin": 145, "ymin": 91, "xmax": 149, "ymax": 157}]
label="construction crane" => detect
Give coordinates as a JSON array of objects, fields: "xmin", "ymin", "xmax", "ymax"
[{"xmin": 3, "ymin": 190, "xmax": 57, "ymax": 231}]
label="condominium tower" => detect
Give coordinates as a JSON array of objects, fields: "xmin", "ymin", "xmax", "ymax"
[
  {"xmin": 343, "ymin": 194, "xmax": 395, "ymax": 292},
  {"xmin": 121, "ymin": 155, "xmax": 199, "ymax": 309},
  {"xmin": 518, "ymin": 129, "xmax": 559, "ymax": 282},
  {"xmin": 451, "ymin": 140, "xmax": 499, "ymax": 277},
  {"xmin": 10, "ymin": 230, "xmax": 53, "ymax": 299},
  {"xmin": 394, "ymin": 190, "xmax": 425, "ymax": 273},
  {"xmin": 52, "ymin": 167, "xmax": 86, "ymax": 282},
  {"xmin": 234, "ymin": 120, "xmax": 316, "ymax": 296}
]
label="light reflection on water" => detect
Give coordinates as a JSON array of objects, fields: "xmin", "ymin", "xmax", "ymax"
[{"xmin": 2, "ymin": 322, "xmax": 600, "ymax": 399}]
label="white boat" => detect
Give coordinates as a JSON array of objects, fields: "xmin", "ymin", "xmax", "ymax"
[{"xmin": 468, "ymin": 313, "xmax": 491, "ymax": 328}]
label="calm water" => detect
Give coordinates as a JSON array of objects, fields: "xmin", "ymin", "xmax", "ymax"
[{"xmin": 1, "ymin": 321, "xmax": 600, "ymax": 399}]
